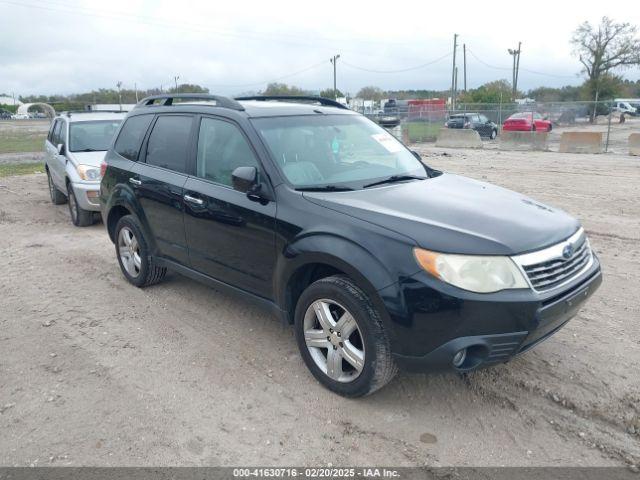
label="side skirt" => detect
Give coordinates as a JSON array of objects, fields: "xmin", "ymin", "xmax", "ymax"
[{"xmin": 155, "ymin": 257, "xmax": 288, "ymax": 323}]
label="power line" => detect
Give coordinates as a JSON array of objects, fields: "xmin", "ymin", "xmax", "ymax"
[
  {"xmin": 341, "ymin": 52, "xmax": 452, "ymax": 74},
  {"xmin": 467, "ymin": 47, "xmax": 576, "ymax": 79},
  {"xmin": 0, "ymin": 0, "xmax": 424, "ymax": 53},
  {"xmin": 208, "ymin": 60, "xmax": 328, "ymax": 89}
]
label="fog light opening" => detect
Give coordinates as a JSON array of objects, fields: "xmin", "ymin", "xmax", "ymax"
[{"xmin": 452, "ymin": 348, "xmax": 467, "ymax": 368}]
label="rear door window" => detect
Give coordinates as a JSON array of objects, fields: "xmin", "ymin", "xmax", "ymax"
[
  {"xmin": 114, "ymin": 114, "xmax": 153, "ymax": 161},
  {"xmin": 145, "ymin": 115, "xmax": 194, "ymax": 173}
]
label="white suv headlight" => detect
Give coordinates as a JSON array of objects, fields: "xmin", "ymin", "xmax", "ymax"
[
  {"xmin": 414, "ymin": 248, "xmax": 528, "ymax": 293},
  {"xmin": 76, "ymin": 164, "xmax": 101, "ymax": 181}
]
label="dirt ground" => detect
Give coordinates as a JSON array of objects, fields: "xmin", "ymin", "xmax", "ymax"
[{"xmin": 0, "ymin": 147, "xmax": 639, "ymax": 469}]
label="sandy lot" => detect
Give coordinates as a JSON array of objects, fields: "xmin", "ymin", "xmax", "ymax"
[{"xmin": 0, "ymin": 148, "xmax": 639, "ymax": 468}]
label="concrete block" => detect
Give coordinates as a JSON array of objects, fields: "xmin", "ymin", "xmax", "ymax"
[
  {"xmin": 559, "ymin": 132, "xmax": 603, "ymax": 154},
  {"xmin": 435, "ymin": 128, "xmax": 482, "ymax": 149},
  {"xmin": 629, "ymin": 133, "xmax": 640, "ymax": 156},
  {"xmin": 499, "ymin": 131, "xmax": 549, "ymax": 151}
]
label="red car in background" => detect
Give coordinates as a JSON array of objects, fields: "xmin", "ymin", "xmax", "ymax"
[{"xmin": 502, "ymin": 112, "xmax": 552, "ymax": 132}]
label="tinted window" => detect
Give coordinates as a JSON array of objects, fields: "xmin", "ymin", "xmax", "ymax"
[
  {"xmin": 196, "ymin": 117, "xmax": 259, "ymax": 186},
  {"xmin": 47, "ymin": 120, "xmax": 58, "ymax": 143},
  {"xmin": 52, "ymin": 120, "xmax": 64, "ymax": 145},
  {"xmin": 69, "ymin": 120, "xmax": 121, "ymax": 152},
  {"xmin": 146, "ymin": 115, "xmax": 193, "ymax": 173},
  {"xmin": 114, "ymin": 114, "xmax": 153, "ymax": 161}
]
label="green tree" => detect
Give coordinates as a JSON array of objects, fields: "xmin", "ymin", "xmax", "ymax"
[
  {"xmin": 356, "ymin": 86, "xmax": 385, "ymax": 100},
  {"xmin": 459, "ymin": 80, "xmax": 513, "ymax": 104},
  {"xmin": 261, "ymin": 83, "xmax": 310, "ymax": 96},
  {"xmin": 571, "ymin": 16, "xmax": 640, "ymax": 120},
  {"xmin": 168, "ymin": 84, "xmax": 209, "ymax": 94},
  {"xmin": 320, "ymin": 88, "xmax": 344, "ymax": 98}
]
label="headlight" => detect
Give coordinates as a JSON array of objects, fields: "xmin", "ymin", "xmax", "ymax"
[
  {"xmin": 76, "ymin": 164, "xmax": 101, "ymax": 181},
  {"xmin": 413, "ymin": 248, "xmax": 528, "ymax": 293}
]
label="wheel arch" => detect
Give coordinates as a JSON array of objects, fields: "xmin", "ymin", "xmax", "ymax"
[{"xmin": 275, "ymin": 234, "xmax": 397, "ymax": 333}]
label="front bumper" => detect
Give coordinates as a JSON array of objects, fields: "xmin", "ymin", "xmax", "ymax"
[
  {"xmin": 70, "ymin": 182, "xmax": 101, "ymax": 212},
  {"xmin": 383, "ymin": 256, "xmax": 602, "ymax": 372}
]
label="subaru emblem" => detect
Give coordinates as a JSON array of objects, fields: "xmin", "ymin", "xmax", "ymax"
[{"xmin": 562, "ymin": 244, "xmax": 574, "ymax": 259}]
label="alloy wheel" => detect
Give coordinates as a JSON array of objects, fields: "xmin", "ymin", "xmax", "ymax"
[
  {"xmin": 303, "ymin": 299, "xmax": 365, "ymax": 383},
  {"xmin": 118, "ymin": 227, "xmax": 142, "ymax": 278}
]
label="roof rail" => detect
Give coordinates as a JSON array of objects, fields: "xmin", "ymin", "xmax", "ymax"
[
  {"xmin": 234, "ymin": 95, "xmax": 349, "ymax": 110},
  {"xmin": 136, "ymin": 94, "xmax": 245, "ymax": 111},
  {"xmin": 58, "ymin": 110, "xmax": 126, "ymax": 117}
]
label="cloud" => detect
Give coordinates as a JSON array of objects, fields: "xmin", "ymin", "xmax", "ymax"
[{"xmin": 0, "ymin": 0, "xmax": 638, "ymax": 97}]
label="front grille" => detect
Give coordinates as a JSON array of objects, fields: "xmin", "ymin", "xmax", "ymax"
[{"xmin": 518, "ymin": 232, "xmax": 592, "ymax": 292}]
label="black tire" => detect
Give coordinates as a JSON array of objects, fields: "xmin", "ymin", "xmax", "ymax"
[
  {"xmin": 67, "ymin": 184, "xmax": 94, "ymax": 227},
  {"xmin": 531, "ymin": 124, "xmax": 537, "ymax": 132},
  {"xmin": 294, "ymin": 275, "xmax": 397, "ymax": 397},
  {"xmin": 114, "ymin": 214, "xmax": 166, "ymax": 287},
  {"xmin": 490, "ymin": 129, "xmax": 497, "ymax": 140},
  {"xmin": 47, "ymin": 169, "xmax": 66, "ymax": 205},
  {"xmin": 548, "ymin": 123, "xmax": 553, "ymax": 132}
]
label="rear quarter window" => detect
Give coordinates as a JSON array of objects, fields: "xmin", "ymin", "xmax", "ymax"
[{"xmin": 114, "ymin": 114, "xmax": 153, "ymax": 161}]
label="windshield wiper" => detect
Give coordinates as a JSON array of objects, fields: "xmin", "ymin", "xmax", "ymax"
[
  {"xmin": 363, "ymin": 174, "xmax": 426, "ymax": 189},
  {"xmin": 295, "ymin": 185, "xmax": 354, "ymax": 192}
]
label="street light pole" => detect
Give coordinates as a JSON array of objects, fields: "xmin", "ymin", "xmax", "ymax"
[
  {"xmin": 450, "ymin": 33, "xmax": 458, "ymax": 110},
  {"xmin": 174, "ymin": 75, "xmax": 180, "ymax": 92},
  {"xmin": 116, "ymin": 81, "xmax": 123, "ymax": 111},
  {"xmin": 330, "ymin": 55, "xmax": 340, "ymax": 100}
]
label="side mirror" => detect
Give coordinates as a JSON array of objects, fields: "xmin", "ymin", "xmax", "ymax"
[
  {"xmin": 231, "ymin": 166, "xmax": 258, "ymax": 193},
  {"xmin": 56, "ymin": 143, "xmax": 65, "ymax": 155}
]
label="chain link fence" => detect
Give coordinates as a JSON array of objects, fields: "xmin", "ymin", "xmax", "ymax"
[{"xmin": 368, "ymin": 100, "xmax": 638, "ymax": 154}]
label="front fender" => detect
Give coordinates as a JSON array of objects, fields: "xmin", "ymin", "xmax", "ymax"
[{"xmin": 274, "ymin": 232, "xmax": 411, "ymax": 348}]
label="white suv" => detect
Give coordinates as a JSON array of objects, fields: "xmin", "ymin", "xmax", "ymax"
[{"xmin": 45, "ymin": 111, "xmax": 125, "ymax": 226}]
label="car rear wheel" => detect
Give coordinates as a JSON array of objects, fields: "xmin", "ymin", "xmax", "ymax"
[
  {"xmin": 114, "ymin": 215, "xmax": 166, "ymax": 287},
  {"xmin": 47, "ymin": 169, "xmax": 66, "ymax": 205},
  {"xmin": 67, "ymin": 184, "xmax": 94, "ymax": 227},
  {"xmin": 490, "ymin": 129, "xmax": 497, "ymax": 140},
  {"xmin": 294, "ymin": 275, "xmax": 397, "ymax": 397}
]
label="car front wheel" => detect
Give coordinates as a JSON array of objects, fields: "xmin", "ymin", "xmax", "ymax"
[
  {"xmin": 47, "ymin": 169, "xmax": 66, "ymax": 205},
  {"xmin": 294, "ymin": 275, "xmax": 397, "ymax": 397},
  {"xmin": 67, "ymin": 184, "xmax": 94, "ymax": 227}
]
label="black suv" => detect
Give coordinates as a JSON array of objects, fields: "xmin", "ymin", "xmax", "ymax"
[
  {"xmin": 446, "ymin": 113, "xmax": 498, "ymax": 139},
  {"xmin": 100, "ymin": 94, "xmax": 602, "ymax": 397}
]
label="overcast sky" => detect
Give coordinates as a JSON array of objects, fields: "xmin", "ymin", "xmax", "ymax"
[{"xmin": 1, "ymin": 0, "xmax": 639, "ymax": 97}]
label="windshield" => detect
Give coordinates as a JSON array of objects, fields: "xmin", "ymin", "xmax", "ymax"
[
  {"xmin": 251, "ymin": 115, "xmax": 426, "ymax": 189},
  {"xmin": 69, "ymin": 120, "xmax": 122, "ymax": 152}
]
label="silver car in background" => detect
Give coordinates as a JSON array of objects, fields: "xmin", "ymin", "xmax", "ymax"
[{"xmin": 45, "ymin": 111, "xmax": 125, "ymax": 226}]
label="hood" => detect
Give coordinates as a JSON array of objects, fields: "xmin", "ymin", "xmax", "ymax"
[
  {"xmin": 68, "ymin": 150, "xmax": 107, "ymax": 168},
  {"xmin": 302, "ymin": 173, "xmax": 580, "ymax": 255}
]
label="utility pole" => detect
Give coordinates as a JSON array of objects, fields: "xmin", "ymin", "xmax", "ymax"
[
  {"xmin": 514, "ymin": 41, "xmax": 521, "ymax": 98},
  {"xmin": 330, "ymin": 55, "xmax": 340, "ymax": 100},
  {"xmin": 508, "ymin": 43, "xmax": 521, "ymax": 101},
  {"xmin": 116, "ymin": 81, "xmax": 123, "ymax": 111},
  {"xmin": 450, "ymin": 34, "xmax": 458, "ymax": 111},
  {"xmin": 134, "ymin": 82, "xmax": 139, "ymax": 103},
  {"xmin": 174, "ymin": 75, "xmax": 180, "ymax": 92},
  {"xmin": 463, "ymin": 43, "xmax": 467, "ymax": 92},
  {"xmin": 454, "ymin": 67, "xmax": 458, "ymax": 108}
]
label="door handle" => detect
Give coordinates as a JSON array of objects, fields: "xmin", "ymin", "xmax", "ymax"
[
  {"xmin": 129, "ymin": 178, "xmax": 142, "ymax": 186},
  {"xmin": 184, "ymin": 194, "xmax": 204, "ymax": 206}
]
